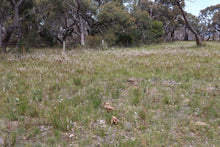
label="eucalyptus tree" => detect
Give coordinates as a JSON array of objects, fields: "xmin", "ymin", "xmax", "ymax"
[
  {"xmin": 200, "ymin": 4, "xmax": 220, "ymax": 40},
  {"xmin": 158, "ymin": 0, "xmax": 202, "ymax": 46},
  {"xmin": 183, "ymin": 13, "xmax": 201, "ymax": 40},
  {"xmin": 135, "ymin": 0, "xmax": 182, "ymax": 41},
  {"xmin": 0, "ymin": 0, "xmax": 36, "ymax": 53},
  {"xmin": 174, "ymin": 0, "xmax": 202, "ymax": 46},
  {"xmin": 38, "ymin": 0, "xmax": 98, "ymax": 46},
  {"xmin": 37, "ymin": 0, "xmax": 75, "ymax": 45},
  {"xmin": 0, "ymin": 0, "xmax": 10, "ymax": 49},
  {"xmin": 64, "ymin": 0, "xmax": 98, "ymax": 46},
  {"xmin": 130, "ymin": 4, "xmax": 164, "ymax": 44},
  {"xmin": 212, "ymin": 11, "xmax": 220, "ymax": 32},
  {"xmin": 96, "ymin": 1, "xmax": 136, "ymax": 46},
  {"xmin": 0, "ymin": 0, "xmax": 24, "ymax": 52}
]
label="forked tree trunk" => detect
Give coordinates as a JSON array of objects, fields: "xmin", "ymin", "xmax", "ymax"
[{"xmin": 175, "ymin": 0, "xmax": 202, "ymax": 46}]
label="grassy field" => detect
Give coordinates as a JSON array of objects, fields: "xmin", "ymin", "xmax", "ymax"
[{"xmin": 0, "ymin": 41, "xmax": 219, "ymax": 146}]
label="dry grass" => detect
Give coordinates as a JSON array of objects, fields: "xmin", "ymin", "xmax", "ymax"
[{"xmin": 0, "ymin": 41, "xmax": 219, "ymax": 146}]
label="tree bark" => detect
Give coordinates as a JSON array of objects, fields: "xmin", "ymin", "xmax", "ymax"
[
  {"xmin": 206, "ymin": 35, "xmax": 210, "ymax": 41},
  {"xmin": 163, "ymin": 24, "xmax": 169, "ymax": 41},
  {"xmin": 184, "ymin": 24, "xmax": 188, "ymax": 41},
  {"xmin": 2, "ymin": 0, "xmax": 24, "ymax": 53},
  {"xmin": 171, "ymin": 28, "xmax": 175, "ymax": 41},
  {"xmin": 0, "ymin": 20, "xmax": 2, "ymax": 48},
  {"xmin": 16, "ymin": 22, "xmax": 21, "ymax": 49},
  {"xmin": 175, "ymin": 0, "xmax": 202, "ymax": 46},
  {"xmin": 79, "ymin": 15, "xmax": 85, "ymax": 46}
]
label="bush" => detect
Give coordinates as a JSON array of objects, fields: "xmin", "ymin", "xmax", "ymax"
[
  {"xmin": 85, "ymin": 35, "xmax": 102, "ymax": 48},
  {"xmin": 150, "ymin": 21, "xmax": 164, "ymax": 40},
  {"xmin": 104, "ymin": 33, "xmax": 117, "ymax": 47},
  {"xmin": 116, "ymin": 33, "xmax": 134, "ymax": 47}
]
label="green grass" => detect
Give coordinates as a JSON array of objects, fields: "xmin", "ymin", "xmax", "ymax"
[{"xmin": 0, "ymin": 41, "xmax": 219, "ymax": 146}]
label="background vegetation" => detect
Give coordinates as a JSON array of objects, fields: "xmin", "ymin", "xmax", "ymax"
[{"xmin": 0, "ymin": 0, "xmax": 219, "ymax": 53}]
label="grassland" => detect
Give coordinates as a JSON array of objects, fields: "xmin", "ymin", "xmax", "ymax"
[{"xmin": 0, "ymin": 41, "xmax": 219, "ymax": 146}]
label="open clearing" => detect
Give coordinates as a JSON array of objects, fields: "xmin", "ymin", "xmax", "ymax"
[{"xmin": 0, "ymin": 42, "xmax": 220, "ymax": 146}]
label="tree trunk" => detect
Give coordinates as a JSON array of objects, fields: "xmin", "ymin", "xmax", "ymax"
[
  {"xmin": 175, "ymin": 0, "xmax": 202, "ymax": 46},
  {"xmin": 184, "ymin": 25, "xmax": 188, "ymax": 41},
  {"xmin": 0, "ymin": 20, "xmax": 2, "ymax": 49},
  {"xmin": 79, "ymin": 15, "xmax": 85, "ymax": 46},
  {"xmin": 137, "ymin": 0, "xmax": 141, "ymax": 6},
  {"xmin": 206, "ymin": 35, "xmax": 210, "ymax": 41},
  {"xmin": 212, "ymin": 33, "xmax": 215, "ymax": 41},
  {"xmin": 150, "ymin": 5, "xmax": 153, "ymax": 18},
  {"xmin": 2, "ymin": 28, "xmax": 14, "ymax": 53},
  {"xmin": 163, "ymin": 25, "xmax": 169, "ymax": 41},
  {"xmin": 2, "ymin": 0, "xmax": 23, "ymax": 53},
  {"xmin": 171, "ymin": 28, "xmax": 175, "ymax": 41},
  {"xmin": 16, "ymin": 22, "xmax": 21, "ymax": 49}
]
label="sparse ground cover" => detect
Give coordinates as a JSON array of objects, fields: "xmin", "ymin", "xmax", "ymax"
[{"xmin": 0, "ymin": 41, "xmax": 219, "ymax": 146}]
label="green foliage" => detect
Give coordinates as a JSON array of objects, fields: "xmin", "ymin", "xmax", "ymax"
[
  {"xmin": 85, "ymin": 35, "xmax": 102, "ymax": 48},
  {"xmin": 103, "ymin": 32, "xmax": 118, "ymax": 47},
  {"xmin": 116, "ymin": 34, "xmax": 134, "ymax": 46},
  {"xmin": 212, "ymin": 11, "xmax": 220, "ymax": 31},
  {"xmin": 0, "ymin": 0, "xmax": 211, "ymax": 51},
  {"xmin": 131, "ymin": 8, "xmax": 151, "ymax": 43},
  {"xmin": 97, "ymin": 2, "xmax": 136, "ymax": 46},
  {"xmin": 149, "ymin": 21, "xmax": 164, "ymax": 40},
  {"xmin": 19, "ymin": 0, "xmax": 34, "ymax": 15},
  {"xmin": 97, "ymin": 2, "xmax": 165, "ymax": 46},
  {"xmin": 200, "ymin": 4, "xmax": 220, "ymax": 37}
]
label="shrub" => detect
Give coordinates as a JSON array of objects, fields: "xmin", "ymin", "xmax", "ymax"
[{"xmin": 85, "ymin": 35, "xmax": 102, "ymax": 48}]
